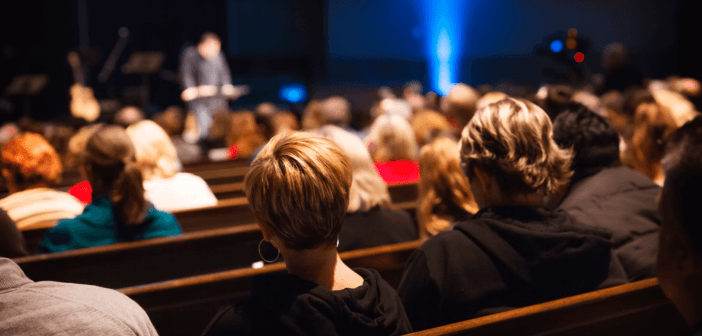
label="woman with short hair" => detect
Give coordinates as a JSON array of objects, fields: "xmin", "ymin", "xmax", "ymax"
[
  {"xmin": 126, "ymin": 120, "xmax": 217, "ymax": 212},
  {"xmin": 202, "ymin": 132, "xmax": 412, "ymax": 336},
  {"xmin": 38, "ymin": 125, "xmax": 181, "ymax": 253},
  {"xmin": 398, "ymin": 98, "xmax": 628, "ymax": 331},
  {"xmin": 365, "ymin": 114, "xmax": 419, "ymax": 184}
]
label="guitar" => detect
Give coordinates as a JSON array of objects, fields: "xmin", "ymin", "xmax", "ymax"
[{"xmin": 67, "ymin": 51, "xmax": 100, "ymax": 122}]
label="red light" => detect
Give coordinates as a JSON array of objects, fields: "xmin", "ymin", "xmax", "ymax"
[{"xmin": 574, "ymin": 52, "xmax": 585, "ymax": 63}]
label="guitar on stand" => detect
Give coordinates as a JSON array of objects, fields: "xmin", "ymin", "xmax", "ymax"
[{"xmin": 67, "ymin": 51, "xmax": 100, "ymax": 122}]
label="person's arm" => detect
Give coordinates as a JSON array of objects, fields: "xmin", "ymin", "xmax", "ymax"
[
  {"xmin": 397, "ymin": 249, "xmax": 441, "ymax": 332},
  {"xmin": 0, "ymin": 208, "xmax": 28, "ymax": 257}
]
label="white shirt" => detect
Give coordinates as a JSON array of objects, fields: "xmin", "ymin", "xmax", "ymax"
[{"xmin": 143, "ymin": 172, "xmax": 218, "ymax": 212}]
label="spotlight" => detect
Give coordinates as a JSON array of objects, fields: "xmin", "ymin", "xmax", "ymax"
[
  {"xmin": 574, "ymin": 52, "xmax": 585, "ymax": 63},
  {"xmin": 550, "ymin": 40, "xmax": 564, "ymax": 53},
  {"xmin": 279, "ymin": 84, "xmax": 306, "ymax": 104}
]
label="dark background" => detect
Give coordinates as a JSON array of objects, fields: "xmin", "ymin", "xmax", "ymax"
[{"xmin": 0, "ymin": 0, "xmax": 698, "ymax": 122}]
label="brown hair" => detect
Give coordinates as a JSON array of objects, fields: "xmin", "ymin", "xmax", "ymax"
[
  {"xmin": 1, "ymin": 133, "xmax": 62, "ymax": 190},
  {"xmin": 461, "ymin": 98, "xmax": 573, "ymax": 197},
  {"xmin": 244, "ymin": 132, "xmax": 352, "ymax": 250},
  {"xmin": 629, "ymin": 102, "xmax": 677, "ymax": 183},
  {"xmin": 85, "ymin": 125, "xmax": 148, "ymax": 227},
  {"xmin": 226, "ymin": 111, "xmax": 267, "ymax": 159},
  {"xmin": 411, "ymin": 109, "xmax": 455, "ymax": 147},
  {"xmin": 418, "ymin": 137, "xmax": 478, "ymax": 239}
]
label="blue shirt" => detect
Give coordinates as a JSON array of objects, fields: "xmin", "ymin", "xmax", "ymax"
[{"xmin": 38, "ymin": 196, "xmax": 181, "ymax": 253}]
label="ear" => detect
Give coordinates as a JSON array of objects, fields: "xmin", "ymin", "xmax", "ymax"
[{"xmin": 255, "ymin": 217, "xmax": 274, "ymax": 242}]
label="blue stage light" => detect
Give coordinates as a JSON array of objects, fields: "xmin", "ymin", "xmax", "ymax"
[
  {"xmin": 420, "ymin": 0, "xmax": 468, "ymax": 96},
  {"xmin": 550, "ymin": 40, "xmax": 564, "ymax": 53},
  {"xmin": 279, "ymin": 84, "xmax": 307, "ymax": 104}
]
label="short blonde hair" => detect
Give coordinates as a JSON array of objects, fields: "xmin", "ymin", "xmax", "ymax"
[
  {"xmin": 418, "ymin": 137, "xmax": 478, "ymax": 239},
  {"xmin": 316, "ymin": 125, "xmax": 391, "ymax": 213},
  {"xmin": 65, "ymin": 124, "xmax": 102, "ymax": 170},
  {"xmin": 244, "ymin": 132, "xmax": 352, "ymax": 250},
  {"xmin": 460, "ymin": 97, "xmax": 572, "ymax": 196},
  {"xmin": 126, "ymin": 120, "xmax": 179, "ymax": 180},
  {"xmin": 366, "ymin": 114, "xmax": 418, "ymax": 162},
  {"xmin": 444, "ymin": 83, "xmax": 479, "ymax": 128}
]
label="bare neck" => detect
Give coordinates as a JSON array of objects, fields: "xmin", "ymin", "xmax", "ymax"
[{"xmin": 280, "ymin": 245, "xmax": 364, "ymax": 291}]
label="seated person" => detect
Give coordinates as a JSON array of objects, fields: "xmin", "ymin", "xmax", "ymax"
[
  {"xmin": 551, "ymin": 103, "xmax": 661, "ymax": 281},
  {"xmin": 0, "ymin": 133, "xmax": 84, "ymax": 230},
  {"xmin": 65, "ymin": 124, "xmax": 103, "ymax": 204},
  {"xmin": 658, "ymin": 116, "xmax": 702, "ymax": 334},
  {"xmin": 417, "ymin": 136, "xmax": 478, "ymax": 240},
  {"xmin": 0, "ymin": 208, "xmax": 27, "ymax": 257},
  {"xmin": 0, "ymin": 257, "xmax": 157, "ymax": 335},
  {"xmin": 126, "ymin": 120, "xmax": 217, "ymax": 212},
  {"xmin": 202, "ymin": 132, "xmax": 412, "ymax": 336},
  {"xmin": 38, "ymin": 125, "xmax": 181, "ymax": 253},
  {"xmin": 397, "ymin": 98, "xmax": 628, "ymax": 331},
  {"xmin": 316, "ymin": 125, "xmax": 417, "ymax": 252},
  {"xmin": 366, "ymin": 114, "xmax": 419, "ymax": 185}
]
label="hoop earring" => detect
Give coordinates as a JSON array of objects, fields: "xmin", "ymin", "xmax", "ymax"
[{"xmin": 258, "ymin": 239, "xmax": 280, "ymax": 263}]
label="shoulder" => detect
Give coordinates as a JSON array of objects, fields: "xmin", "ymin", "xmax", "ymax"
[{"xmin": 144, "ymin": 206, "xmax": 182, "ymax": 235}]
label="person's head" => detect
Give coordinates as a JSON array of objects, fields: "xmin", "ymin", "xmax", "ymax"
[
  {"xmin": 1, "ymin": 133, "xmax": 62, "ymax": 193},
  {"xmin": 418, "ymin": 137, "xmax": 478, "ymax": 239},
  {"xmin": 533, "ymin": 84, "xmax": 574, "ymax": 120},
  {"xmin": 244, "ymin": 132, "xmax": 352, "ymax": 251},
  {"xmin": 198, "ymin": 32, "xmax": 221, "ymax": 60},
  {"xmin": 602, "ymin": 42, "xmax": 630, "ymax": 71},
  {"xmin": 126, "ymin": 120, "xmax": 179, "ymax": 181},
  {"xmin": 255, "ymin": 102, "xmax": 278, "ymax": 118},
  {"xmin": 475, "ymin": 91, "xmax": 508, "ymax": 111},
  {"xmin": 208, "ymin": 109, "xmax": 232, "ymax": 142},
  {"xmin": 226, "ymin": 111, "xmax": 266, "ymax": 159},
  {"xmin": 84, "ymin": 125, "xmax": 148, "ymax": 227},
  {"xmin": 366, "ymin": 114, "xmax": 418, "ymax": 162},
  {"xmin": 552, "ymin": 103, "xmax": 621, "ymax": 184},
  {"xmin": 460, "ymin": 98, "xmax": 573, "ymax": 207},
  {"xmin": 301, "ymin": 100, "xmax": 324, "ymax": 130},
  {"xmin": 411, "ymin": 110, "xmax": 454, "ymax": 147},
  {"xmin": 442, "ymin": 83, "xmax": 479, "ymax": 129},
  {"xmin": 657, "ymin": 116, "xmax": 702, "ymax": 328},
  {"xmin": 272, "ymin": 112, "xmax": 300, "ymax": 135},
  {"xmin": 154, "ymin": 106, "xmax": 185, "ymax": 136},
  {"xmin": 114, "ymin": 106, "xmax": 145, "ymax": 128},
  {"xmin": 630, "ymin": 102, "xmax": 677, "ymax": 183},
  {"xmin": 65, "ymin": 124, "xmax": 103, "ymax": 171},
  {"xmin": 653, "ymin": 90, "xmax": 699, "ymax": 128},
  {"xmin": 316, "ymin": 125, "xmax": 391, "ymax": 213},
  {"xmin": 321, "ymin": 96, "xmax": 351, "ymax": 127}
]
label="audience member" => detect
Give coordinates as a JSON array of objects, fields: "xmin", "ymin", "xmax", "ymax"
[
  {"xmin": 113, "ymin": 105, "xmax": 145, "ymax": 128},
  {"xmin": 398, "ymin": 98, "xmax": 627, "ymax": 331},
  {"xmin": 533, "ymin": 84, "xmax": 574, "ymax": 119},
  {"xmin": 411, "ymin": 109, "xmax": 454, "ymax": 147},
  {"xmin": 225, "ymin": 111, "xmax": 266, "ymax": 160},
  {"xmin": 0, "ymin": 208, "xmax": 27, "ymax": 257},
  {"xmin": 301, "ymin": 99, "xmax": 324, "ymax": 130},
  {"xmin": 154, "ymin": 105, "xmax": 203, "ymax": 164},
  {"xmin": 202, "ymin": 132, "xmax": 412, "ymax": 335},
  {"xmin": 417, "ymin": 137, "xmax": 478, "ymax": 240},
  {"xmin": 38, "ymin": 125, "xmax": 181, "ymax": 253},
  {"xmin": 653, "ymin": 89, "xmax": 699, "ymax": 128},
  {"xmin": 657, "ymin": 116, "xmax": 702, "ymax": 334},
  {"xmin": 442, "ymin": 83, "xmax": 479, "ymax": 130},
  {"xmin": 366, "ymin": 114, "xmax": 419, "ymax": 184},
  {"xmin": 316, "ymin": 125, "xmax": 417, "ymax": 252},
  {"xmin": 628, "ymin": 102, "xmax": 677, "ymax": 185},
  {"xmin": 0, "ymin": 257, "xmax": 158, "ymax": 335},
  {"xmin": 552, "ymin": 103, "xmax": 661, "ymax": 281},
  {"xmin": 65, "ymin": 124, "xmax": 102, "ymax": 204},
  {"xmin": 601, "ymin": 42, "xmax": 643, "ymax": 93},
  {"xmin": 0, "ymin": 133, "xmax": 84, "ymax": 230},
  {"xmin": 126, "ymin": 120, "xmax": 217, "ymax": 212}
]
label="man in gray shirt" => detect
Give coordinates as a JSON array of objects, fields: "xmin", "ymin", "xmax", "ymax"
[
  {"xmin": 180, "ymin": 32, "xmax": 235, "ymax": 142},
  {"xmin": 0, "ymin": 257, "xmax": 158, "ymax": 335}
]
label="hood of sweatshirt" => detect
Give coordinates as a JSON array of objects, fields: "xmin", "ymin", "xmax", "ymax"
[
  {"xmin": 250, "ymin": 268, "xmax": 412, "ymax": 336},
  {"xmin": 453, "ymin": 206, "xmax": 615, "ymax": 304}
]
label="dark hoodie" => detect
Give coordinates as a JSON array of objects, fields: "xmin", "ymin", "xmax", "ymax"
[
  {"xmin": 397, "ymin": 206, "xmax": 628, "ymax": 331},
  {"xmin": 201, "ymin": 268, "xmax": 413, "ymax": 336}
]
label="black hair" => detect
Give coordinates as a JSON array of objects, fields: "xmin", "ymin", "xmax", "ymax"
[{"xmin": 552, "ymin": 102, "xmax": 621, "ymax": 184}]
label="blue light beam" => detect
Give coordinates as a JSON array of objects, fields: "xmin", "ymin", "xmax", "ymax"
[{"xmin": 279, "ymin": 84, "xmax": 307, "ymax": 104}]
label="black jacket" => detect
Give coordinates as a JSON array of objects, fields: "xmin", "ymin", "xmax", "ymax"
[
  {"xmin": 397, "ymin": 206, "xmax": 628, "ymax": 331},
  {"xmin": 338, "ymin": 207, "xmax": 417, "ymax": 252},
  {"xmin": 202, "ymin": 268, "xmax": 412, "ymax": 336},
  {"xmin": 0, "ymin": 208, "xmax": 27, "ymax": 258},
  {"xmin": 559, "ymin": 166, "xmax": 661, "ymax": 281}
]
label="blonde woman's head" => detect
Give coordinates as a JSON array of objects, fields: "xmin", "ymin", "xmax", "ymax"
[
  {"xmin": 366, "ymin": 114, "xmax": 418, "ymax": 162},
  {"xmin": 126, "ymin": 120, "xmax": 179, "ymax": 181},
  {"xmin": 460, "ymin": 97, "xmax": 573, "ymax": 198}
]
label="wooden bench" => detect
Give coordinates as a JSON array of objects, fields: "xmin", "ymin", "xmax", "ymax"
[
  {"xmin": 120, "ymin": 239, "xmax": 422, "ymax": 336},
  {"xmin": 407, "ymin": 278, "xmax": 687, "ymax": 336},
  {"xmin": 15, "ymin": 224, "xmax": 263, "ymax": 289},
  {"xmin": 183, "ymin": 158, "xmax": 249, "ymax": 174}
]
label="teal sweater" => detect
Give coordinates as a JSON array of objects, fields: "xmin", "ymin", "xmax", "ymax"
[{"xmin": 38, "ymin": 196, "xmax": 181, "ymax": 253}]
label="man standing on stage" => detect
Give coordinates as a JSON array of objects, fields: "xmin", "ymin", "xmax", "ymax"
[{"xmin": 180, "ymin": 32, "xmax": 237, "ymax": 143}]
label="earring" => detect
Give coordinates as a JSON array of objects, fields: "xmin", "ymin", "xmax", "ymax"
[{"xmin": 258, "ymin": 239, "xmax": 280, "ymax": 263}]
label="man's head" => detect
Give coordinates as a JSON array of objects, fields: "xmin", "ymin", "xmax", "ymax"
[
  {"xmin": 244, "ymin": 132, "xmax": 352, "ymax": 251},
  {"xmin": 658, "ymin": 116, "xmax": 702, "ymax": 328},
  {"xmin": 198, "ymin": 32, "xmax": 221, "ymax": 60},
  {"xmin": 552, "ymin": 102, "xmax": 621, "ymax": 184},
  {"xmin": 442, "ymin": 83, "xmax": 479, "ymax": 129}
]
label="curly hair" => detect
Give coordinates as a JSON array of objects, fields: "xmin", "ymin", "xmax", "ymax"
[
  {"xmin": 418, "ymin": 137, "xmax": 478, "ymax": 239},
  {"xmin": 460, "ymin": 97, "xmax": 573, "ymax": 197},
  {"xmin": 1, "ymin": 133, "xmax": 62, "ymax": 190}
]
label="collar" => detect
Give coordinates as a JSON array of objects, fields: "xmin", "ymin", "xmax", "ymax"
[{"xmin": 0, "ymin": 258, "xmax": 33, "ymax": 291}]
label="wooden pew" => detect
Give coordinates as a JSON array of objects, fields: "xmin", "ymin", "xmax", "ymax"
[
  {"xmin": 183, "ymin": 158, "xmax": 249, "ymax": 174},
  {"xmin": 15, "ymin": 224, "xmax": 263, "ymax": 289},
  {"xmin": 120, "ymin": 239, "xmax": 422, "ymax": 336},
  {"xmin": 192, "ymin": 166, "xmax": 250, "ymax": 185},
  {"xmin": 407, "ymin": 278, "xmax": 687, "ymax": 336}
]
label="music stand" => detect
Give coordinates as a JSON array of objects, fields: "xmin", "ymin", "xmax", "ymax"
[
  {"xmin": 5, "ymin": 74, "xmax": 49, "ymax": 117},
  {"xmin": 121, "ymin": 52, "xmax": 165, "ymax": 107}
]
